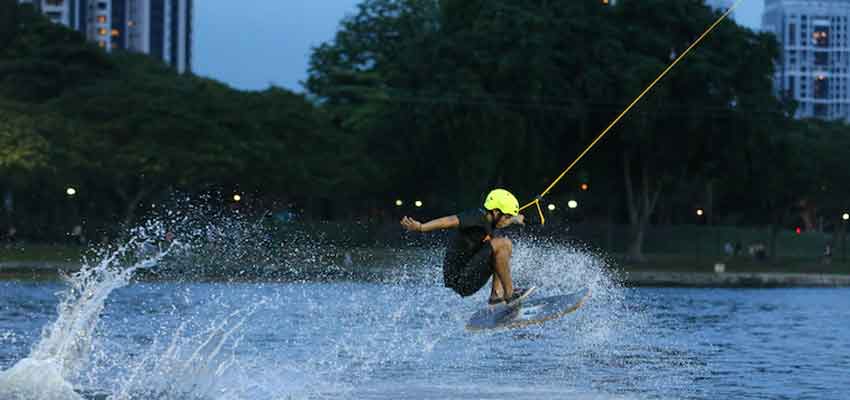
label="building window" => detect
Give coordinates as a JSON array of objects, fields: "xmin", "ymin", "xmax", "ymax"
[
  {"xmin": 98, "ymin": 28, "xmax": 108, "ymax": 36},
  {"xmin": 111, "ymin": 29, "xmax": 120, "ymax": 37},
  {"xmin": 98, "ymin": 40, "xmax": 106, "ymax": 48},
  {"xmin": 814, "ymin": 27, "xmax": 829, "ymax": 47},
  {"xmin": 45, "ymin": 11, "xmax": 62, "ymax": 20},
  {"xmin": 46, "ymin": 0, "xmax": 64, "ymax": 5},
  {"xmin": 789, "ymin": 23, "xmax": 796, "ymax": 46},
  {"xmin": 814, "ymin": 103, "xmax": 827, "ymax": 117},
  {"xmin": 815, "ymin": 76, "xmax": 828, "ymax": 99},
  {"xmin": 97, "ymin": 2, "xmax": 107, "ymax": 10},
  {"xmin": 815, "ymin": 52, "xmax": 828, "ymax": 66},
  {"xmin": 97, "ymin": 15, "xmax": 107, "ymax": 24}
]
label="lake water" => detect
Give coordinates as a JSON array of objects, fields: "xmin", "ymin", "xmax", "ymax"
[{"xmin": 0, "ymin": 238, "xmax": 848, "ymax": 399}]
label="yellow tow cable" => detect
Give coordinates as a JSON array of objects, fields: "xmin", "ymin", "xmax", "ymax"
[{"xmin": 521, "ymin": 0, "xmax": 744, "ymax": 225}]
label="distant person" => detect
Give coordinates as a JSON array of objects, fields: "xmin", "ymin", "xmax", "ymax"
[
  {"xmin": 140, "ymin": 230, "xmax": 176, "ymax": 258},
  {"xmin": 749, "ymin": 242, "xmax": 766, "ymax": 261},
  {"xmin": 823, "ymin": 243, "xmax": 833, "ymax": 265},
  {"xmin": 70, "ymin": 225, "xmax": 85, "ymax": 245},
  {"xmin": 4, "ymin": 226, "xmax": 16, "ymax": 248},
  {"xmin": 400, "ymin": 189, "xmax": 532, "ymax": 305},
  {"xmin": 723, "ymin": 242, "xmax": 734, "ymax": 258}
]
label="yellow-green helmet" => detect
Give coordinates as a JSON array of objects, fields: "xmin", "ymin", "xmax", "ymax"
[{"xmin": 483, "ymin": 189, "xmax": 519, "ymax": 216}]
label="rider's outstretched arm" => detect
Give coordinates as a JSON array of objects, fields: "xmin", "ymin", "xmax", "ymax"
[{"xmin": 400, "ymin": 216, "xmax": 459, "ymax": 233}]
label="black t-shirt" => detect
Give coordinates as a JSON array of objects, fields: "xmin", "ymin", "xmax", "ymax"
[{"xmin": 447, "ymin": 208, "xmax": 494, "ymax": 259}]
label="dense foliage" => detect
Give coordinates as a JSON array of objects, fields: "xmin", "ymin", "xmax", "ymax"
[
  {"xmin": 307, "ymin": 0, "xmax": 850, "ymax": 259},
  {"xmin": 2, "ymin": 0, "xmax": 849, "ymax": 258}
]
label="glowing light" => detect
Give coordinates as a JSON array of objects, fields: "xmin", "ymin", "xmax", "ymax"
[
  {"xmin": 233, "ymin": 194, "xmax": 242, "ymax": 202},
  {"xmin": 547, "ymin": 204, "xmax": 556, "ymax": 211},
  {"xmin": 696, "ymin": 209, "xmax": 704, "ymax": 216},
  {"xmin": 795, "ymin": 227, "xmax": 802, "ymax": 235},
  {"xmin": 580, "ymin": 183, "xmax": 589, "ymax": 191},
  {"xmin": 395, "ymin": 200, "xmax": 403, "ymax": 207},
  {"xmin": 567, "ymin": 200, "xmax": 578, "ymax": 209},
  {"xmin": 414, "ymin": 200, "xmax": 423, "ymax": 208},
  {"xmin": 843, "ymin": 213, "xmax": 849, "ymax": 221},
  {"xmin": 65, "ymin": 187, "xmax": 76, "ymax": 196}
]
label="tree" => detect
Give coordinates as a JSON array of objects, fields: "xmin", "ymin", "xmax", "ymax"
[
  {"xmin": 606, "ymin": 0, "xmax": 782, "ymax": 261},
  {"xmin": 0, "ymin": 102, "xmax": 49, "ymax": 171},
  {"xmin": 0, "ymin": 0, "xmax": 18, "ymax": 50},
  {"xmin": 0, "ymin": 3, "xmax": 112, "ymax": 103},
  {"xmin": 308, "ymin": 0, "xmax": 622, "ymax": 208}
]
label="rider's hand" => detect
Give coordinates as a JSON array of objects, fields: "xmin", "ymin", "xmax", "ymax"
[
  {"xmin": 513, "ymin": 214, "xmax": 525, "ymax": 226},
  {"xmin": 400, "ymin": 216, "xmax": 423, "ymax": 232}
]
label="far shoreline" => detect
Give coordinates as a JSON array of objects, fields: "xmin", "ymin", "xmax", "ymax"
[{"xmin": 2, "ymin": 261, "xmax": 849, "ymax": 288}]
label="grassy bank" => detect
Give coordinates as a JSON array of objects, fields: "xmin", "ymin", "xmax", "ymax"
[
  {"xmin": 0, "ymin": 244, "xmax": 82, "ymax": 263},
  {"xmin": 1, "ymin": 243, "xmax": 848, "ymax": 283},
  {"xmin": 618, "ymin": 254, "xmax": 850, "ymax": 275}
]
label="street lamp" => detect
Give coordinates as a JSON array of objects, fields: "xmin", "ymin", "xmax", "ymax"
[
  {"xmin": 414, "ymin": 200, "xmax": 423, "ymax": 208},
  {"xmin": 395, "ymin": 199, "xmax": 404, "ymax": 207},
  {"xmin": 547, "ymin": 204, "xmax": 556, "ymax": 212},
  {"xmin": 843, "ymin": 212, "xmax": 850, "ymax": 262},
  {"xmin": 233, "ymin": 194, "xmax": 242, "ymax": 202},
  {"xmin": 695, "ymin": 208, "xmax": 706, "ymax": 261},
  {"xmin": 567, "ymin": 200, "xmax": 578, "ymax": 209},
  {"xmin": 66, "ymin": 187, "xmax": 77, "ymax": 196}
]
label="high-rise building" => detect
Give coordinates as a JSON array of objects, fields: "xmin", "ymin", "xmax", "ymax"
[
  {"xmin": 17, "ymin": 0, "xmax": 193, "ymax": 74},
  {"xmin": 763, "ymin": 0, "xmax": 850, "ymax": 121}
]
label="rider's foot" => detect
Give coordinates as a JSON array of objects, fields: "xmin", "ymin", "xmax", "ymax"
[
  {"xmin": 504, "ymin": 286, "xmax": 536, "ymax": 307},
  {"xmin": 488, "ymin": 296, "xmax": 505, "ymax": 306}
]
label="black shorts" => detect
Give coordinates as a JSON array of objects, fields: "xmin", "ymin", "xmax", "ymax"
[{"xmin": 443, "ymin": 243, "xmax": 494, "ymax": 297}]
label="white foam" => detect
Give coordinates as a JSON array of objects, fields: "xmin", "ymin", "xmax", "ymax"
[
  {"xmin": 0, "ymin": 222, "xmax": 178, "ymax": 400},
  {"xmin": 0, "ymin": 358, "xmax": 81, "ymax": 400}
]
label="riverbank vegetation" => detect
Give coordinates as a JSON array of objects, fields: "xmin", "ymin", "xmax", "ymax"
[{"xmin": 2, "ymin": 0, "xmax": 849, "ymax": 264}]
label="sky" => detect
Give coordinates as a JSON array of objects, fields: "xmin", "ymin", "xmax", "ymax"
[{"xmin": 194, "ymin": 1, "xmax": 765, "ymax": 93}]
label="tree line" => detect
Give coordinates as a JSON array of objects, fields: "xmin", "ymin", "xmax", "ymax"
[{"xmin": 2, "ymin": 0, "xmax": 849, "ymax": 260}]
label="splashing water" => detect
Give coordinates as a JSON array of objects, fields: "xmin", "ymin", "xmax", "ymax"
[
  {"xmin": 0, "ymin": 222, "xmax": 181, "ymax": 400},
  {"xmin": 0, "ymin": 207, "xmax": 703, "ymax": 399}
]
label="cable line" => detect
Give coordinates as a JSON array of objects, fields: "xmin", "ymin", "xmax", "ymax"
[{"xmin": 520, "ymin": 0, "xmax": 745, "ymax": 225}]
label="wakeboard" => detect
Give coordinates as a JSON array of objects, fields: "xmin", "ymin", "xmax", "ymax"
[{"xmin": 466, "ymin": 287, "xmax": 590, "ymax": 331}]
